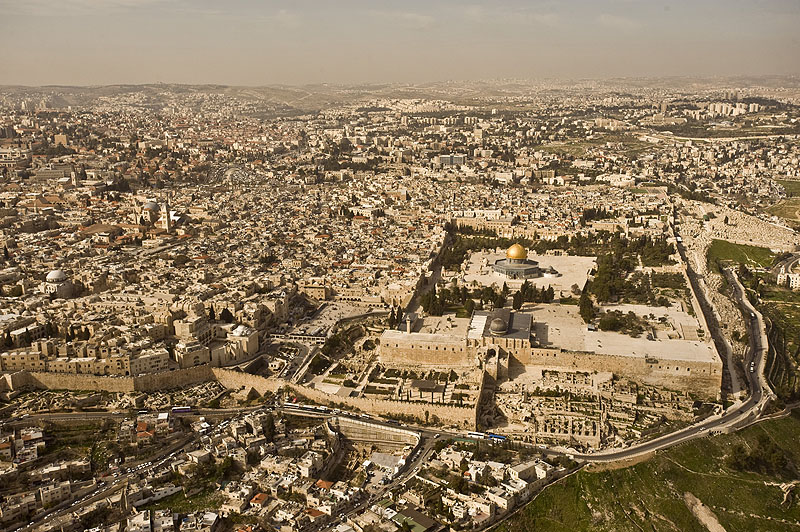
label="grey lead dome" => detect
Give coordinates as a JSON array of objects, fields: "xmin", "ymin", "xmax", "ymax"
[
  {"xmin": 489, "ymin": 317, "xmax": 507, "ymax": 335},
  {"xmin": 46, "ymin": 270, "xmax": 68, "ymax": 283}
]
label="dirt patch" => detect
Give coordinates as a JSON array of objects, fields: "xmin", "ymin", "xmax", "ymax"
[{"xmin": 684, "ymin": 492, "xmax": 727, "ymax": 532}]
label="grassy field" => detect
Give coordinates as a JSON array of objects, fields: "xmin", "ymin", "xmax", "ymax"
[
  {"xmin": 143, "ymin": 489, "xmax": 224, "ymax": 513},
  {"xmin": 763, "ymin": 287, "xmax": 800, "ymax": 305},
  {"xmin": 767, "ymin": 199, "xmax": 800, "ymax": 223},
  {"xmin": 537, "ymin": 133, "xmax": 652, "ymax": 158},
  {"xmin": 778, "ymin": 180, "xmax": 800, "ymax": 197},
  {"xmin": 494, "ymin": 413, "xmax": 800, "ymax": 532},
  {"xmin": 765, "ymin": 181, "xmax": 800, "ymax": 223},
  {"xmin": 706, "ymin": 239, "xmax": 776, "ymax": 272},
  {"xmin": 43, "ymin": 421, "xmax": 111, "ymax": 457}
]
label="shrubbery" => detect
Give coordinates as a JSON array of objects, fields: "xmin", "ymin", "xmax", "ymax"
[{"xmin": 726, "ymin": 433, "xmax": 792, "ymax": 477}]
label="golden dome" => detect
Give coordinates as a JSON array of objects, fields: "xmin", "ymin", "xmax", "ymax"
[{"xmin": 506, "ymin": 243, "xmax": 527, "ymax": 260}]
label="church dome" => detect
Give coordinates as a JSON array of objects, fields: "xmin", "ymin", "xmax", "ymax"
[
  {"xmin": 143, "ymin": 201, "xmax": 159, "ymax": 211},
  {"xmin": 506, "ymin": 243, "xmax": 527, "ymax": 260},
  {"xmin": 46, "ymin": 269, "xmax": 68, "ymax": 283},
  {"xmin": 489, "ymin": 317, "xmax": 507, "ymax": 335}
]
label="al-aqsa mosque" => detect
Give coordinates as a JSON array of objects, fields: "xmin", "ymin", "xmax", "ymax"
[{"xmin": 491, "ymin": 243, "xmax": 559, "ymax": 280}]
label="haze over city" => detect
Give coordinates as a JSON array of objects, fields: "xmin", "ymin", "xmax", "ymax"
[
  {"xmin": 2, "ymin": 1, "xmax": 800, "ymax": 532},
  {"xmin": 2, "ymin": 0, "xmax": 800, "ymax": 85}
]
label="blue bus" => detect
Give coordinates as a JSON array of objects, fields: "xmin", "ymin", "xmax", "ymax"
[
  {"xmin": 487, "ymin": 433, "xmax": 507, "ymax": 442},
  {"xmin": 171, "ymin": 406, "xmax": 192, "ymax": 413}
]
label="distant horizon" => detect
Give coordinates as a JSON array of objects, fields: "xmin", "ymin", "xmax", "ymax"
[
  {"xmin": 2, "ymin": 0, "xmax": 798, "ymax": 86},
  {"xmin": 2, "ymin": 73, "xmax": 800, "ymax": 91}
]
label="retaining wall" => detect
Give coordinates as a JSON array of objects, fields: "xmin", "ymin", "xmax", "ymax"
[
  {"xmin": 1, "ymin": 365, "xmax": 216, "ymax": 393},
  {"xmin": 212, "ymin": 368, "xmax": 476, "ymax": 428},
  {"xmin": 0, "ymin": 365, "xmax": 478, "ymax": 428}
]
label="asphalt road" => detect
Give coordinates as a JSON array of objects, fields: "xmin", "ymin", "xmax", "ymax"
[
  {"xmin": 771, "ymin": 252, "xmax": 800, "ymax": 277},
  {"xmin": 17, "ymin": 435, "xmax": 195, "ymax": 532},
  {"xmin": 569, "ymin": 267, "xmax": 772, "ymax": 463},
  {"xmin": 4, "ymin": 269, "xmax": 779, "ymax": 531},
  {"xmin": 290, "ymin": 266, "xmax": 774, "ymax": 465}
]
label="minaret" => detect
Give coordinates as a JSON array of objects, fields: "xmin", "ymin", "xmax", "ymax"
[{"xmin": 162, "ymin": 199, "xmax": 171, "ymax": 233}]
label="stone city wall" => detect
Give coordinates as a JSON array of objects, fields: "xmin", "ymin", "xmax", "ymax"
[
  {"xmin": 0, "ymin": 370, "xmax": 34, "ymax": 392},
  {"xmin": 525, "ymin": 350, "xmax": 722, "ymax": 400},
  {"xmin": 2, "ymin": 365, "xmax": 216, "ymax": 393},
  {"xmin": 9, "ymin": 353, "xmax": 718, "ymax": 401},
  {"xmin": 1, "ymin": 365, "xmax": 477, "ymax": 428},
  {"xmin": 133, "ymin": 365, "xmax": 215, "ymax": 392},
  {"xmin": 379, "ymin": 339, "xmax": 472, "ymax": 367},
  {"xmin": 681, "ymin": 264, "xmax": 714, "ymax": 338},
  {"xmin": 27, "ymin": 371, "xmax": 135, "ymax": 393},
  {"xmin": 381, "ymin": 339, "xmax": 721, "ymax": 399},
  {"xmin": 212, "ymin": 368, "xmax": 476, "ymax": 429},
  {"xmin": 212, "ymin": 367, "xmax": 283, "ymax": 395}
]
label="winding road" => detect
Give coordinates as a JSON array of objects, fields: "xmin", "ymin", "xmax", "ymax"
[
  {"xmin": 3, "ymin": 262, "xmax": 780, "ymax": 531},
  {"xmin": 568, "ymin": 267, "xmax": 773, "ymax": 463}
]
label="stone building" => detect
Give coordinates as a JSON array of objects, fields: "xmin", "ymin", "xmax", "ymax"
[
  {"xmin": 40, "ymin": 269, "xmax": 74, "ymax": 299},
  {"xmin": 380, "ymin": 305, "xmax": 722, "ymax": 399},
  {"xmin": 491, "ymin": 244, "xmax": 559, "ymax": 280}
]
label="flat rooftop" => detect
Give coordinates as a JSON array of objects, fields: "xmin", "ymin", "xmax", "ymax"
[
  {"xmin": 471, "ymin": 309, "xmax": 532, "ymax": 340},
  {"xmin": 382, "ymin": 329, "xmax": 466, "ymax": 344},
  {"xmin": 530, "ymin": 304, "xmax": 718, "ymax": 364},
  {"xmin": 417, "ymin": 315, "xmax": 471, "ymax": 337},
  {"xmin": 585, "ymin": 330, "xmax": 716, "ymax": 362},
  {"xmin": 598, "ymin": 303, "xmax": 699, "ymax": 329}
]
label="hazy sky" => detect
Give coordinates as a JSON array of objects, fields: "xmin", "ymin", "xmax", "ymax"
[{"xmin": 1, "ymin": 0, "xmax": 798, "ymax": 86}]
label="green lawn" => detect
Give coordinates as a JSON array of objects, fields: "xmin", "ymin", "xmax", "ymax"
[
  {"xmin": 445, "ymin": 304, "xmax": 473, "ymax": 318},
  {"xmin": 762, "ymin": 287, "xmax": 800, "ymax": 305},
  {"xmin": 143, "ymin": 489, "xmax": 224, "ymax": 513},
  {"xmin": 494, "ymin": 413, "xmax": 800, "ymax": 532},
  {"xmin": 706, "ymin": 239, "xmax": 776, "ymax": 272}
]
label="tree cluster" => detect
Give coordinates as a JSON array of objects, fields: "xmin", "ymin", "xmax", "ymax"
[
  {"xmin": 579, "ymin": 207, "xmax": 617, "ymax": 226},
  {"xmin": 421, "ymin": 283, "xmax": 503, "ymax": 316},
  {"xmin": 590, "ymin": 236, "xmax": 676, "ymax": 304},
  {"xmin": 579, "ymin": 289, "xmax": 595, "ymax": 323},
  {"xmin": 597, "ymin": 310, "xmax": 647, "ymax": 337},
  {"xmin": 726, "ymin": 433, "xmax": 791, "ymax": 477},
  {"xmin": 386, "ymin": 307, "xmax": 404, "ymax": 328},
  {"xmin": 517, "ymin": 280, "xmax": 555, "ymax": 304}
]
